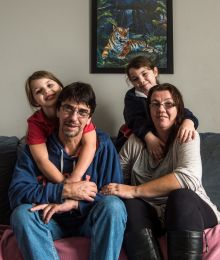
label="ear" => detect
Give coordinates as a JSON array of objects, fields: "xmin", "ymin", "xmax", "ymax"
[
  {"xmin": 86, "ymin": 117, "xmax": 91, "ymax": 125},
  {"xmin": 56, "ymin": 109, "xmax": 60, "ymax": 119},
  {"xmin": 153, "ymin": 67, "xmax": 159, "ymax": 78}
]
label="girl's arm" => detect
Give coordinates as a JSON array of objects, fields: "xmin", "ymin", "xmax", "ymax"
[
  {"xmin": 29, "ymin": 143, "xmax": 65, "ymax": 183},
  {"xmin": 68, "ymin": 129, "xmax": 97, "ymax": 182}
]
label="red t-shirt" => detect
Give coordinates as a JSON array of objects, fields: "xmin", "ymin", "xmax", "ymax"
[{"xmin": 26, "ymin": 109, "xmax": 95, "ymax": 145}]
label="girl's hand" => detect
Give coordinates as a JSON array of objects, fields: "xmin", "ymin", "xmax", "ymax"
[
  {"xmin": 177, "ymin": 119, "xmax": 196, "ymax": 144},
  {"xmin": 30, "ymin": 200, "xmax": 78, "ymax": 224},
  {"xmin": 101, "ymin": 183, "xmax": 137, "ymax": 199},
  {"xmin": 145, "ymin": 132, "xmax": 165, "ymax": 161}
]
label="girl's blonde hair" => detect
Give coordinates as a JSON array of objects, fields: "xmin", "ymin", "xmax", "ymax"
[{"xmin": 25, "ymin": 70, "xmax": 64, "ymax": 108}]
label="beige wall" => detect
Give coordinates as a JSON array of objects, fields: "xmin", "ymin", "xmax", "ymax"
[{"xmin": 1, "ymin": 0, "xmax": 220, "ymax": 138}]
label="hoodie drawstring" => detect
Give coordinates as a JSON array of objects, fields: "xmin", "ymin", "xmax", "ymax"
[{"xmin": 60, "ymin": 149, "xmax": 64, "ymax": 174}]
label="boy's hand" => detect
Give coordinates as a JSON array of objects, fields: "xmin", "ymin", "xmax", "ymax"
[
  {"xmin": 177, "ymin": 119, "xmax": 196, "ymax": 144},
  {"xmin": 145, "ymin": 132, "xmax": 165, "ymax": 161}
]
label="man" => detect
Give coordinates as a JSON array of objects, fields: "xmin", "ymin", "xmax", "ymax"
[{"xmin": 9, "ymin": 82, "xmax": 127, "ymax": 260}]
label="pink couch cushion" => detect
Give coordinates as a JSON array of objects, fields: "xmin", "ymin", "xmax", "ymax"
[
  {"xmin": 0, "ymin": 225, "xmax": 127, "ymax": 260},
  {"xmin": 1, "ymin": 224, "xmax": 220, "ymax": 260}
]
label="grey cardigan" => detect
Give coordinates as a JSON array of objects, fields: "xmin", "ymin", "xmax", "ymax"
[{"xmin": 119, "ymin": 132, "xmax": 220, "ymax": 223}]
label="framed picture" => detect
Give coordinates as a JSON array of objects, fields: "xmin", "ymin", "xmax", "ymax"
[{"xmin": 90, "ymin": 0, "xmax": 173, "ymax": 74}]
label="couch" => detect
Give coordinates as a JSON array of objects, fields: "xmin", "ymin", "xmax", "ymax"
[{"xmin": 1, "ymin": 133, "xmax": 220, "ymax": 260}]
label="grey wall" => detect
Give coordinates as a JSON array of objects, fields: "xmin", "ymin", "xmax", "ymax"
[{"xmin": 1, "ymin": 0, "xmax": 220, "ymax": 138}]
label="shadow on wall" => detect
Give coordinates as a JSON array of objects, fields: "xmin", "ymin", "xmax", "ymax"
[{"xmin": 92, "ymin": 104, "xmax": 118, "ymax": 137}]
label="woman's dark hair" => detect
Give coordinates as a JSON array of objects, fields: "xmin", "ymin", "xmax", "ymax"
[
  {"xmin": 57, "ymin": 82, "xmax": 96, "ymax": 115},
  {"xmin": 147, "ymin": 83, "xmax": 185, "ymax": 146},
  {"xmin": 126, "ymin": 55, "xmax": 159, "ymax": 83}
]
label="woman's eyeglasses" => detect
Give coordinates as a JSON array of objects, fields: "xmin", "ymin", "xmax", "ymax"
[{"xmin": 150, "ymin": 101, "xmax": 176, "ymax": 110}]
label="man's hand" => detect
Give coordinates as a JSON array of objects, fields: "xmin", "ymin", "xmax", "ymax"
[
  {"xmin": 62, "ymin": 180, "xmax": 97, "ymax": 201},
  {"xmin": 101, "ymin": 183, "xmax": 137, "ymax": 199},
  {"xmin": 30, "ymin": 200, "xmax": 78, "ymax": 224}
]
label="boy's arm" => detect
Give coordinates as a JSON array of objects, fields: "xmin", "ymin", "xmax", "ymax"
[
  {"xmin": 68, "ymin": 130, "xmax": 97, "ymax": 182},
  {"xmin": 124, "ymin": 89, "xmax": 154, "ymax": 140},
  {"xmin": 183, "ymin": 108, "xmax": 199, "ymax": 129},
  {"xmin": 30, "ymin": 143, "xmax": 64, "ymax": 183},
  {"xmin": 177, "ymin": 119, "xmax": 196, "ymax": 143},
  {"xmin": 177, "ymin": 108, "xmax": 199, "ymax": 143},
  {"xmin": 144, "ymin": 132, "xmax": 165, "ymax": 161}
]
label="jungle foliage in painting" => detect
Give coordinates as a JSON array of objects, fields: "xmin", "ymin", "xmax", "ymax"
[{"xmin": 91, "ymin": 0, "xmax": 173, "ymax": 73}]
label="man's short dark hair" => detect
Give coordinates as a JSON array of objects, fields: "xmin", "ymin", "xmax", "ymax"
[{"xmin": 57, "ymin": 82, "xmax": 97, "ymax": 115}]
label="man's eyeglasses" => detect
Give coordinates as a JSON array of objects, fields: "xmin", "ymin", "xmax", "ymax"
[
  {"xmin": 61, "ymin": 104, "xmax": 90, "ymax": 118},
  {"xmin": 150, "ymin": 101, "xmax": 176, "ymax": 110}
]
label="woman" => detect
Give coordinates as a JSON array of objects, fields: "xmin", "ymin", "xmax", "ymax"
[
  {"xmin": 115, "ymin": 55, "xmax": 198, "ymax": 162},
  {"xmin": 102, "ymin": 83, "xmax": 220, "ymax": 260}
]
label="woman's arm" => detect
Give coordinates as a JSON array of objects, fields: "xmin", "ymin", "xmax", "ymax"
[
  {"xmin": 173, "ymin": 132, "xmax": 202, "ymax": 190},
  {"xmin": 102, "ymin": 133, "xmax": 202, "ymax": 199},
  {"xmin": 101, "ymin": 173, "xmax": 181, "ymax": 199},
  {"xmin": 135, "ymin": 173, "xmax": 180, "ymax": 198}
]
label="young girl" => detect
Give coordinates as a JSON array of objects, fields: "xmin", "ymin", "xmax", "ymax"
[
  {"xmin": 25, "ymin": 71, "xmax": 96, "ymax": 183},
  {"xmin": 115, "ymin": 55, "xmax": 199, "ymax": 160}
]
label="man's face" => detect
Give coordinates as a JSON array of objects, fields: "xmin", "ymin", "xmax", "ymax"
[{"xmin": 57, "ymin": 99, "xmax": 91, "ymax": 138}]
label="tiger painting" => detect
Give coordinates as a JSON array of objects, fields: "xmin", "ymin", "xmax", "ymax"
[{"xmin": 102, "ymin": 25, "xmax": 158, "ymax": 60}]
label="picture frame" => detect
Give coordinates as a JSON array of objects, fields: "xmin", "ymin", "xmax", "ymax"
[{"xmin": 90, "ymin": 0, "xmax": 173, "ymax": 74}]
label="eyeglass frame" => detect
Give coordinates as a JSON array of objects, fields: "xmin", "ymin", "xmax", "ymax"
[
  {"xmin": 149, "ymin": 101, "xmax": 176, "ymax": 110},
  {"xmin": 60, "ymin": 103, "xmax": 91, "ymax": 118}
]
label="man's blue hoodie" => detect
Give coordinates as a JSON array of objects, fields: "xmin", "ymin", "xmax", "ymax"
[{"xmin": 9, "ymin": 130, "xmax": 123, "ymax": 227}]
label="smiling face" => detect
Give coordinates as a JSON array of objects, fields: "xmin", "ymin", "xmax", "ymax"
[
  {"xmin": 57, "ymin": 99, "xmax": 91, "ymax": 139},
  {"xmin": 128, "ymin": 66, "xmax": 158, "ymax": 95},
  {"xmin": 31, "ymin": 78, "xmax": 62, "ymax": 109},
  {"xmin": 150, "ymin": 90, "xmax": 178, "ymax": 133}
]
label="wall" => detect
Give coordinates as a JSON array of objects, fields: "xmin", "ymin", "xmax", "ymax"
[{"xmin": 0, "ymin": 0, "xmax": 220, "ymax": 138}]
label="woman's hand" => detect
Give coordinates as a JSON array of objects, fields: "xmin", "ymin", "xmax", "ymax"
[
  {"xmin": 145, "ymin": 132, "xmax": 165, "ymax": 161},
  {"xmin": 101, "ymin": 183, "xmax": 137, "ymax": 199},
  {"xmin": 30, "ymin": 200, "xmax": 78, "ymax": 224},
  {"xmin": 177, "ymin": 119, "xmax": 196, "ymax": 143}
]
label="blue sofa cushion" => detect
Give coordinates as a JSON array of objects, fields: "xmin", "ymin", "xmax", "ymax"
[
  {"xmin": 200, "ymin": 133, "xmax": 220, "ymax": 210},
  {"xmin": 0, "ymin": 136, "xmax": 19, "ymax": 224}
]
